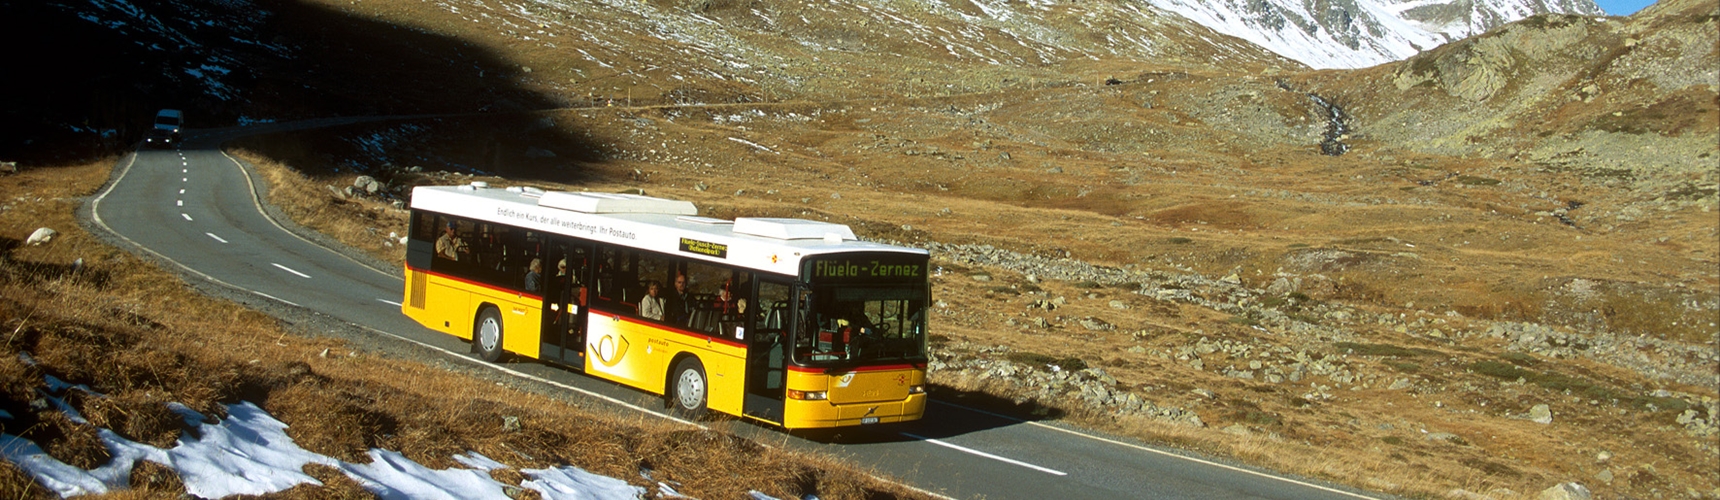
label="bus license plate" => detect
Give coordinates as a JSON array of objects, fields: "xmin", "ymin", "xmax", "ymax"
[{"xmin": 861, "ymin": 417, "xmax": 880, "ymax": 425}]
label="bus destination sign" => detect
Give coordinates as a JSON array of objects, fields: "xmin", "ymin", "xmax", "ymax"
[
  {"xmin": 810, "ymin": 256, "xmax": 926, "ymax": 284},
  {"xmin": 679, "ymin": 237, "xmax": 728, "ymax": 259}
]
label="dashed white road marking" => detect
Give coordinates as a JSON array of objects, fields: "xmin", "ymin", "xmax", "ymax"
[
  {"xmin": 181, "ymin": 213, "xmax": 193, "ymax": 221},
  {"xmin": 177, "ymin": 200, "xmax": 183, "ymax": 207},
  {"xmin": 182, "ymin": 178, "xmax": 187, "ymax": 182},
  {"xmin": 206, "ymin": 233, "xmax": 228, "ymax": 244},
  {"xmin": 182, "ymin": 168, "xmax": 188, "ymax": 173},
  {"xmin": 376, "ymin": 299, "xmax": 403, "ymax": 307},
  {"xmin": 271, "ymin": 263, "xmax": 311, "ymax": 279},
  {"xmin": 901, "ymin": 433, "xmax": 1068, "ymax": 476},
  {"xmin": 179, "ymin": 189, "xmax": 185, "ymax": 194}
]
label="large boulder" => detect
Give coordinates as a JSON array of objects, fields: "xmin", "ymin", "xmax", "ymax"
[
  {"xmin": 353, "ymin": 175, "xmax": 382, "ymax": 194},
  {"xmin": 1529, "ymin": 404, "xmax": 1554, "ymax": 424},
  {"xmin": 25, "ymin": 227, "xmax": 56, "ymax": 246},
  {"xmin": 1537, "ymin": 482, "xmax": 1591, "ymax": 500}
]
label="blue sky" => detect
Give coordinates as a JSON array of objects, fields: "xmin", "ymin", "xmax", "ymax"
[{"xmin": 1593, "ymin": 0, "xmax": 1656, "ymax": 15}]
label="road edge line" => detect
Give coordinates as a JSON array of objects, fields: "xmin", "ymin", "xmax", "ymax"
[{"xmin": 217, "ymin": 149, "xmax": 401, "ymax": 281}]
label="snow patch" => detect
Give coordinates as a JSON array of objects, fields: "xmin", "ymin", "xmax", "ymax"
[{"xmin": 0, "ymin": 368, "xmax": 651, "ymax": 500}]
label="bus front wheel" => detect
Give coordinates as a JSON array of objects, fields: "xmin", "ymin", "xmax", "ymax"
[
  {"xmin": 474, "ymin": 306, "xmax": 504, "ymax": 362},
  {"xmin": 669, "ymin": 357, "xmax": 708, "ymax": 419}
]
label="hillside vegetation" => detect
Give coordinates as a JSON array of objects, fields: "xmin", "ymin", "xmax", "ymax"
[
  {"xmin": 0, "ymin": 160, "xmax": 928, "ymax": 499},
  {"xmin": 2, "ymin": 0, "xmax": 1715, "ymax": 498}
]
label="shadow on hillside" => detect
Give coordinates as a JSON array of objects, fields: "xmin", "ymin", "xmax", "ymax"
[
  {"xmin": 0, "ymin": 0, "xmax": 602, "ymax": 179},
  {"xmin": 218, "ymin": 0, "xmax": 607, "ymax": 182}
]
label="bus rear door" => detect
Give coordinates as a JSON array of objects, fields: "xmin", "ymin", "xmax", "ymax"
[{"xmin": 539, "ymin": 239, "xmax": 591, "ymax": 367}]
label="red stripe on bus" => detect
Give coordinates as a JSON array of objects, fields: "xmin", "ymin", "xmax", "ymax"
[
  {"xmin": 605, "ymin": 313, "xmax": 747, "ymax": 349},
  {"xmin": 407, "ymin": 264, "xmax": 544, "ymax": 302},
  {"xmin": 406, "ymin": 265, "xmax": 922, "ymax": 358}
]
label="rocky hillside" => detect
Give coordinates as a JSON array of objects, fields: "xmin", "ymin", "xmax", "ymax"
[
  {"xmin": 1309, "ymin": 0, "xmax": 1716, "ymax": 172},
  {"xmin": 1302, "ymin": 0, "xmax": 1717, "ymax": 250}
]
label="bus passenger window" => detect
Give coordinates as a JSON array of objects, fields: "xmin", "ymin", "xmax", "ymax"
[{"xmin": 594, "ymin": 246, "xmax": 638, "ymax": 307}]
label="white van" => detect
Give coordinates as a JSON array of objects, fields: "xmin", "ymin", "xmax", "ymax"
[{"xmin": 154, "ymin": 109, "xmax": 184, "ymax": 135}]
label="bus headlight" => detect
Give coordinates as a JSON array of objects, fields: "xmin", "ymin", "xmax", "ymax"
[
  {"xmin": 787, "ymin": 390, "xmax": 828, "ymax": 401},
  {"xmin": 908, "ymin": 385, "xmax": 926, "ymax": 395}
]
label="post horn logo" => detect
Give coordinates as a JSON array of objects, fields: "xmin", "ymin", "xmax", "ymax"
[{"xmin": 593, "ymin": 334, "xmax": 630, "ymax": 367}]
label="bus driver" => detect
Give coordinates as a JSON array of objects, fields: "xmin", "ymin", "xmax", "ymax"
[{"xmin": 436, "ymin": 222, "xmax": 468, "ymax": 261}]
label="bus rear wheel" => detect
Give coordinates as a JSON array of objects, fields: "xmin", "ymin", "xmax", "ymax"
[
  {"xmin": 474, "ymin": 306, "xmax": 504, "ymax": 362},
  {"xmin": 669, "ymin": 357, "xmax": 708, "ymax": 419}
]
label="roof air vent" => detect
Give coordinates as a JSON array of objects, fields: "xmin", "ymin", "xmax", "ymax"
[
  {"xmin": 734, "ymin": 218, "xmax": 856, "ymax": 241},
  {"xmin": 538, "ymin": 191, "xmax": 697, "ymax": 215}
]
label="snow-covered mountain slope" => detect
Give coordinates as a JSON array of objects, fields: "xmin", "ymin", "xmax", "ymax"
[{"xmin": 1143, "ymin": 0, "xmax": 1605, "ymax": 69}]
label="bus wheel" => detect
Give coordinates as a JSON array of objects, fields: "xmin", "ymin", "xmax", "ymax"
[
  {"xmin": 669, "ymin": 357, "xmax": 708, "ymax": 419},
  {"xmin": 474, "ymin": 307, "xmax": 504, "ymax": 362}
]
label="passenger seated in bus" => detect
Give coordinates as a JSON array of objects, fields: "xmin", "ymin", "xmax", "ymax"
[
  {"xmin": 720, "ymin": 298, "xmax": 752, "ymax": 339},
  {"xmin": 436, "ymin": 222, "xmax": 467, "ymax": 261},
  {"xmin": 552, "ymin": 259, "xmax": 571, "ymax": 305},
  {"xmin": 714, "ymin": 286, "xmax": 738, "ymax": 318},
  {"xmin": 664, "ymin": 273, "xmax": 692, "ymax": 326},
  {"xmin": 638, "ymin": 280, "xmax": 666, "ymax": 321},
  {"xmin": 594, "ymin": 268, "xmax": 615, "ymax": 303},
  {"xmin": 524, "ymin": 258, "xmax": 543, "ymax": 293}
]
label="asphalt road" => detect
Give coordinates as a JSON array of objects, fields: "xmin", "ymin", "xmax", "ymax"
[{"xmin": 87, "ymin": 125, "xmax": 1383, "ymax": 500}]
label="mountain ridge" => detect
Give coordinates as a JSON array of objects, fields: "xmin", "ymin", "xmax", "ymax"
[{"xmin": 1146, "ymin": 0, "xmax": 1606, "ymax": 68}]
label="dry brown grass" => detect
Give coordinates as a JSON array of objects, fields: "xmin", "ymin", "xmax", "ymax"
[
  {"xmin": 0, "ymin": 158, "xmax": 930, "ymax": 498},
  {"xmin": 231, "ymin": 148, "xmax": 412, "ymax": 267}
]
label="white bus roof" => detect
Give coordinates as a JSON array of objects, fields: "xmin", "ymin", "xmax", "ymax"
[{"xmin": 410, "ymin": 184, "xmax": 924, "ymax": 276}]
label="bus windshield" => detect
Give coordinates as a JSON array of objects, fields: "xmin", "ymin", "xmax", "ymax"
[{"xmin": 793, "ymin": 285, "xmax": 928, "ymax": 367}]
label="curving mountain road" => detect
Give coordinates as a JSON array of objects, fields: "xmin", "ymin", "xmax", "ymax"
[{"xmin": 86, "ymin": 124, "xmax": 1384, "ymax": 500}]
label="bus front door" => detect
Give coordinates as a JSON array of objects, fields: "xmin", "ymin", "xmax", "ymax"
[
  {"xmin": 742, "ymin": 280, "xmax": 791, "ymax": 423},
  {"xmin": 539, "ymin": 240, "xmax": 591, "ymax": 368}
]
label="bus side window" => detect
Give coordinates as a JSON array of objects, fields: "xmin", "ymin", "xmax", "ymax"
[
  {"xmin": 411, "ymin": 211, "xmax": 437, "ymax": 242},
  {"xmin": 594, "ymin": 246, "xmax": 617, "ymax": 303},
  {"xmin": 594, "ymin": 245, "xmax": 639, "ymax": 309},
  {"xmin": 515, "ymin": 231, "xmax": 542, "ymax": 293}
]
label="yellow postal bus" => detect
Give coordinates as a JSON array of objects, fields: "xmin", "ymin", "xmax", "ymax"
[{"xmin": 401, "ymin": 183, "xmax": 929, "ymax": 428}]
